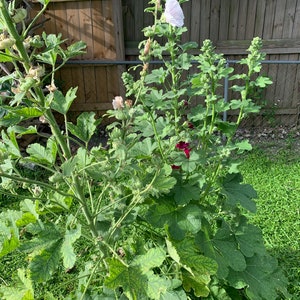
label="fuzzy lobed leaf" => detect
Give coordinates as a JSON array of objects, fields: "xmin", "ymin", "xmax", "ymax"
[{"xmin": 221, "ymin": 173, "xmax": 257, "ymax": 212}]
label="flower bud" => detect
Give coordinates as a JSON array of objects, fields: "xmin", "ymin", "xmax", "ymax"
[
  {"xmin": 30, "ymin": 35, "xmax": 44, "ymax": 48},
  {"xmin": 125, "ymin": 99, "xmax": 133, "ymax": 108},
  {"xmin": 22, "ymin": 36, "xmax": 32, "ymax": 49},
  {"xmin": 46, "ymin": 83, "xmax": 57, "ymax": 93},
  {"xmin": 144, "ymin": 38, "xmax": 151, "ymax": 55},
  {"xmin": 12, "ymin": 8, "xmax": 27, "ymax": 23},
  {"xmin": 0, "ymin": 37, "xmax": 15, "ymax": 50},
  {"xmin": 28, "ymin": 65, "xmax": 45, "ymax": 80}
]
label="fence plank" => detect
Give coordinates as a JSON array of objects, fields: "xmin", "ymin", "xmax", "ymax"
[
  {"xmin": 245, "ymin": 0, "xmax": 257, "ymax": 39},
  {"xmin": 237, "ymin": 0, "xmax": 248, "ymax": 39},
  {"xmin": 219, "ymin": 0, "xmax": 230, "ymax": 40},
  {"xmin": 200, "ymin": 0, "xmax": 211, "ymax": 42},
  {"xmin": 254, "ymin": 0, "xmax": 266, "ymax": 37},
  {"xmin": 190, "ymin": 1, "xmax": 201, "ymax": 42},
  {"xmin": 210, "ymin": 0, "xmax": 220, "ymax": 42}
]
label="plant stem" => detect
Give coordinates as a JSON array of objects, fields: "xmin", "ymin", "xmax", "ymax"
[
  {"xmin": 23, "ymin": 2, "xmax": 49, "ymax": 38},
  {"xmin": 0, "ymin": 0, "xmax": 30, "ymax": 71}
]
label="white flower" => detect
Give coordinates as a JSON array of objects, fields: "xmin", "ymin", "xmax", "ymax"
[
  {"xmin": 112, "ymin": 96, "xmax": 124, "ymax": 110},
  {"xmin": 164, "ymin": 0, "xmax": 184, "ymax": 27}
]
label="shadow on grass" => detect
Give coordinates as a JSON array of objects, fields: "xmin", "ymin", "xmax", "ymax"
[{"xmin": 269, "ymin": 246, "xmax": 300, "ymax": 299}]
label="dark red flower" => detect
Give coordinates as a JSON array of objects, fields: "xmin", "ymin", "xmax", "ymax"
[
  {"xmin": 184, "ymin": 148, "xmax": 190, "ymax": 159},
  {"xmin": 176, "ymin": 141, "xmax": 190, "ymax": 151},
  {"xmin": 188, "ymin": 122, "xmax": 194, "ymax": 129},
  {"xmin": 171, "ymin": 165, "xmax": 181, "ymax": 170}
]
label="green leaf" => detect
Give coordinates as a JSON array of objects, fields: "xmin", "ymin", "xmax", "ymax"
[
  {"xmin": 171, "ymin": 238, "xmax": 218, "ymax": 297},
  {"xmin": 234, "ymin": 216, "xmax": 267, "ymax": 257},
  {"xmin": 144, "ymin": 67, "xmax": 167, "ymax": 84},
  {"xmin": 131, "ymin": 247, "xmax": 166, "ymax": 273},
  {"xmin": 255, "ymin": 76, "xmax": 272, "ymax": 87},
  {"xmin": 130, "ymin": 137, "xmax": 157, "ymax": 159},
  {"xmin": 61, "ymin": 217, "xmax": 81, "ymax": 269},
  {"xmin": 235, "ymin": 140, "xmax": 252, "ymax": 153},
  {"xmin": 173, "ymin": 151, "xmax": 199, "ymax": 173},
  {"xmin": 26, "ymin": 136, "xmax": 57, "ymax": 165},
  {"xmin": 146, "ymin": 273, "xmax": 173, "ymax": 300},
  {"xmin": 51, "ymin": 88, "xmax": 77, "ymax": 115},
  {"xmin": 1, "ymin": 130, "xmax": 21, "ymax": 158},
  {"xmin": 43, "ymin": 192, "xmax": 73, "ymax": 212},
  {"xmin": 37, "ymin": 0, "xmax": 51, "ymax": 5},
  {"xmin": 172, "ymin": 184, "xmax": 200, "ymax": 205},
  {"xmin": 20, "ymin": 199, "xmax": 39, "ymax": 222},
  {"xmin": 0, "ymin": 234, "xmax": 19, "ymax": 257},
  {"xmin": 166, "ymin": 239, "xmax": 193, "ymax": 275},
  {"xmin": 9, "ymin": 125, "xmax": 37, "ymax": 138},
  {"xmin": 221, "ymin": 173, "xmax": 257, "ymax": 212},
  {"xmin": 20, "ymin": 223, "xmax": 62, "ymax": 253},
  {"xmin": 61, "ymin": 157, "xmax": 78, "ymax": 176},
  {"xmin": 105, "ymin": 248, "xmax": 168, "ymax": 299},
  {"xmin": 160, "ymin": 289, "xmax": 187, "ymax": 300},
  {"xmin": 0, "ymin": 269, "xmax": 34, "ymax": 300},
  {"xmin": 105, "ymin": 258, "xmax": 148, "ymax": 300},
  {"xmin": 173, "ymin": 238, "xmax": 218, "ymax": 278},
  {"xmin": 29, "ymin": 239, "xmax": 63, "ymax": 282},
  {"xmin": 151, "ymin": 174, "xmax": 177, "ymax": 197},
  {"xmin": 36, "ymin": 48, "xmax": 57, "ymax": 65},
  {"xmin": 0, "ymin": 107, "xmax": 43, "ymax": 127},
  {"xmin": 66, "ymin": 41, "xmax": 87, "ymax": 58},
  {"xmin": 227, "ymin": 254, "xmax": 290, "ymax": 300},
  {"xmin": 67, "ymin": 112, "xmax": 100, "ymax": 143},
  {"xmin": 181, "ymin": 41, "xmax": 198, "ymax": 52},
  {"xmin": 182, "ymin": 270, "xmax": 210, "ymax": 297},
  {"xmin": 230, "ymin": 99, "xmax": 242, "ymax": 110},
  {"xmin": 0, "ymin": 49, "xmax": 20, "ymax": 62},
  {"xmin": 147, "ymin": 165, "xmax": 176, "ymax": 197},
  {"xmin": 212, "ymin": 222, "xmax": 247, "ymax": 273},
  {"xmin": 146, "ymin": 201, "xmax": 202, "ymax": 240},
  {"xmin": 0, "ymin": 210, "xmax": 22, "ymax": 256},
  {"xmin": 175, "ymin": 53, "xmax": 193, "ymax": 70},
  {"xmin": 206, "ymin": 278, "xmax": 232, "ymax": 300}
]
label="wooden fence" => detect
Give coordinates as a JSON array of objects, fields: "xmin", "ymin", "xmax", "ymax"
[
  {"xmin": 30, "ymin": 0, "xmax": 300, "ymax": 126},
  {"xmin": 30, "ymin": 0, "xmax": 125, "ymax": 117}
]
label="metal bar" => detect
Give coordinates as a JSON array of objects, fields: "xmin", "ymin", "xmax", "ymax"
[{"xmin": 63, "ymin": 59, "xmax": 300, "ymax": 66}]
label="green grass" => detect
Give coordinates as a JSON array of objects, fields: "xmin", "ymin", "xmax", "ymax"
[{"xmin": 240, "ymin": 147, "xmax": 300, "ymax": 299}]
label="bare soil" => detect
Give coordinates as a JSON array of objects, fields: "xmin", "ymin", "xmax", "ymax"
[{"xmin": 234, "ymin": 125, "xmax": 300, "ymax": 155}]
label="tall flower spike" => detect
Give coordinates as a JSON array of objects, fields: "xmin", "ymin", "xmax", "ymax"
[{"xmin": 164, "ymin": 0, "xmax": 184, "ymax": 27}]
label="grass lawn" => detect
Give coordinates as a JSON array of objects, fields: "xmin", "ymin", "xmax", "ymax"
[{"xmin": 239, "ymin": 144, "xmax": 300, "ymax": 299}]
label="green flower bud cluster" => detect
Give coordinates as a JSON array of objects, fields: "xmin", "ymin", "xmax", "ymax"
[
  {"xmin": 0, "ymin": 33, "xmax": 15, "ymax": 49},
  {"xmin": 11, "ymin": 8, "xmax": 27, "ymax": 23}
]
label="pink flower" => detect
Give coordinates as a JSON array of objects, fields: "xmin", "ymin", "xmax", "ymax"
[
  {"xmin": 112, "ymin": 96, "xmax": 124, "ymax": 110},
  {"xmin": 164, "ymin": 0, "xmax": 184, "ymax": 27}
]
